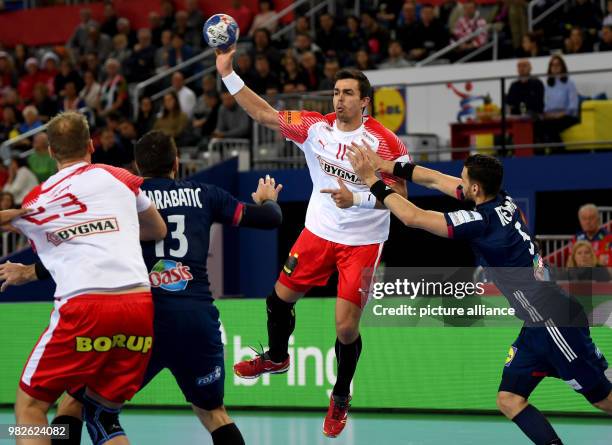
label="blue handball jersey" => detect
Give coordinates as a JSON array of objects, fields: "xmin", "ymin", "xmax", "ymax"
[
  {"xmin": 140, "ymin": 178, "xmax": 243, "ymax": 303},
  {"xmin": 444, "ymin": 190, "xmax": 584, "ymax": 325}
]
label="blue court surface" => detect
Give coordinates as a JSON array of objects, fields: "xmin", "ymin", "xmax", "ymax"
[{"xmin": 1, "ymin": 408, "xmax": 610, "ymax": 444}]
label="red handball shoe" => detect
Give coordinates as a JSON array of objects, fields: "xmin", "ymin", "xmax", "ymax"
[
  {"xmin": 323, "ymin": 395, "xmax": 351, "ymax": 438},
  {"xmin": 233, "ymin": 347, "xmax": 290, "ymax": 379}
]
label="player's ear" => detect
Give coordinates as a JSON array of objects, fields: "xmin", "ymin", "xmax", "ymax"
[
  {"xmin": 360, "ymin": 95, "xmax": 371, "ymax": 111},
  {"xmin": 173, "ymin": 156, "xmax": 179, "ymax": 175},
  {"xmin": 87, "ymin": 139, "xmax": 95, "ymax": 155}
]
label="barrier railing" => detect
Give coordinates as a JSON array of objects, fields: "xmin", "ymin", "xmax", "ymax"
[{"xmin": 417, "ymin": 25, "xmax": 494, "ymax": 67}]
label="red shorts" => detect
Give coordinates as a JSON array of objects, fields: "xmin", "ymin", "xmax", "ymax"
[
  {"xmin": 20, "ymin": 292, "xmax": 154, "ymax": 404},
  {"xmin": 278, "ymin": 228, "xmax": 384, "ymax": 308}
]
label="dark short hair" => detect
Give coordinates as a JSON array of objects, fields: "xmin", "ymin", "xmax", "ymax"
[
  {"xmin": 464, "ymin": 154, "xmax": 503, "ymax": 197},
  {"xmin": 134, "ymin": 130, "xmax": 177, "ymax": 177},
  {"xmin": 46, "ymin": 111, "xmax": 90, "ymax": 162},
  {"xmin": 333, "ymin": 68, "xmax": 371, "ymax": 99}
]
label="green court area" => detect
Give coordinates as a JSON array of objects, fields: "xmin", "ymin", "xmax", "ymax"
[{"xmin": 0, "ymin": 409, "xmax": 610, "ymax": 444}]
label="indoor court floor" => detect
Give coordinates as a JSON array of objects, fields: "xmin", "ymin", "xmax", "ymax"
[{"xmin": 1, "ymin": 409, "xmax": 610, "ymax": 444}]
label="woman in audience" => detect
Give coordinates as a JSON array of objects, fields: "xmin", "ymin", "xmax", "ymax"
[
  {"xmin": 248, "ymin": 0, "xmax": 278, "ymax": 36},
  {"xmin": 280, "ymin": 54, "xmax": 308, "ymax": 93},
  {"xmin": 352, "ymin": 48, "xmax": 376, "ymax": 71},
  {"xmin": 535, "ymin": 54, "xmax": 579, "ymax": 153},
  {"xmin": 0, "ymin": 192, "xmax": 15, "ymax": 210},
  {"xmin": 153, "ymin": 91, "xmax": 189, "ymax": 140},
  {"xmin": 136, "ymin": 96, "xmax": 157, "ymax": 137},
  {"xmin": 79, "ymin": 70, "xmax": 101, "ymax": 111},
  {"xmin": 516, "ymin": 31, "xmax": 545, "ymax": 57},
  {"xmin": 566, "ymin": 241, "xmax": 611, "ymax": 281}
]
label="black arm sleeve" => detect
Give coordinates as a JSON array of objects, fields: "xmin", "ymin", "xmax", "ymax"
[
  {"xmin": 239, "ymin": 200, "xmax": 283, "ymax": 229},
  {"xmin": 393, "ymin": 161, "xmax": 416, "ymax": 182},
  {"xmin": 34, "ymin": 261, "xmax": 51, "ymax": 280}
]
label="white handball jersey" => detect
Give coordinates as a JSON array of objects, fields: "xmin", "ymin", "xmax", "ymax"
[
  {"xmin": 13, "ymin": 162, "xmax": 152, "ymax": 299},
  {"xmin": 278, "ymin": 111, "xmax": 411, "ymax": 245}
]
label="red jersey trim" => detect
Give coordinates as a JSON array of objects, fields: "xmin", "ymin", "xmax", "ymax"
[
  {"xmin": 447, "ymin": 224, "xmax": 455, "ymax": 239},
  {"xmin": 84, "ymin": 164, "xmax": 143, "ymax": 195},
  {"xmin": 232, "ymin": 202, "xmax": 245, "ymax": 226}
]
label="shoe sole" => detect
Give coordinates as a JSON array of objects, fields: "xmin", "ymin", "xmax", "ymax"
[
  {"xmin": 234, "ymin": 366, "xmax": 289, "ymax": 379},
  {"xmin": 322, "ymin": 418, "xmax": 346, "ymax": 438}
]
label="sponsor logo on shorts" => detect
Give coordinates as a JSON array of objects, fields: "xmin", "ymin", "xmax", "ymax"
[
  {"xmin": 76, "ymin": 335, "xmax": 152, "ymax": 354},
  {"xmin": 283, "ymin": 253, "xmax": 298, "ymax": 277},
  {"xmin": 564, "ymin": 378, "xmax": 583, "ymax": 391},
  {"xmin": 317, "ymin": 156, "xmax": 363, "ymax": 184},
  {"xmin": 505, "ymin": 346, "xmax": 517, "ymax": 367},
  {"xmin": 196, "ymin": 366, "xmax": 223, "ymax": 386},
  {"xmin": 149, "ymin": 259, "xmax": 193, "ymax": 291},
  {"xmin": 46, "ymin": 217, "xmax": 119, "ymax": 246}
]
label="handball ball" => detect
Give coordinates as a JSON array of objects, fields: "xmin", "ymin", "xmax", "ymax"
[{"xmin": 203, "ymin": 14, "xmax": 240, "ymax": 51}]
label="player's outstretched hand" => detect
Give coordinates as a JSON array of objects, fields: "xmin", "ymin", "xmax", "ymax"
[
  {"xmin": 252, "ymin": 174, "xmax": 283, "ymax": 204},
  {"xmin": 0, "ymin": 261, "xmax": 37, "ymax": 292},
  {"xmin": 347, "ymin": 145, "xmax": 377, "ymax": 185},
  {"xmin": 320, "ymin": 178, "xmax": 353, "ymax": 209},
  {"xmin": 215, "ymin": 45, "xmax": 237, "ymax": 77}
]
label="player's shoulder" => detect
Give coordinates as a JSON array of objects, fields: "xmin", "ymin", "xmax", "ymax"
[
  {"xmin": 84, "ymin": 164, "xmax": 143, "ymax": 194},
  {"xmin": 21, "ymin": 184, "xmax": 43, "ymax": 208},
  {"xmin": 363, "ymin": 116, "xmax": 408, "ymax": 154}
]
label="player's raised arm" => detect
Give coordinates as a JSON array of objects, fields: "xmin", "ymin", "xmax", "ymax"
[
  {"xmin": 347, "ymin": 145, "xmax": 449, "ymax": 238},
  {"xmin": 216, "ymin": 47, "xmax": 279, "ymax": 130},
  {"xmin": 355, "ymin": 141, "xmax": 462, "ymax": 199}
]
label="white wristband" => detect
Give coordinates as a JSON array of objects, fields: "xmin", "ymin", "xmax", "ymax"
[
  {"xmin": 222, "ymin": 71, "xmax": 245, "ymax": 95},
  {"xmin": 353, "ymin": 192, "xmax": 376, "ymax": 209}
]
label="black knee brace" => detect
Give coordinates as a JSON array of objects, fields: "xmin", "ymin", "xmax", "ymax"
[{"xmin": 82, "ymin": 394, "xmax": 125, "ymax": 445}]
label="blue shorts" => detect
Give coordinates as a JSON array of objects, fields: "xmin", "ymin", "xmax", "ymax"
[
  {"xmin": 499, "ymin": 326, "xmax": 611, "ymax": 404},
  {"xmin": 141, "ymin": 300, "xmax": 225, "ymax": 410}
]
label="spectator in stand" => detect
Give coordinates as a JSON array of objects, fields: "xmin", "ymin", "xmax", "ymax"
[
  {"xmin": 154, "ymin": 91, "xmax": 189, "ymax": 140},
  {"xmin": 251, "ymin": 55, "xmax": 281, "ymax": 95},
  {"xmin": 0, "ymin": 51, "xmax": 17, "ymax": 91},
  {"xmin": 396, "ymin": 1, "xmax": 420, "ymax": 55},
  {"xmin": 536, "ymin": 54, "xmax": 579, "ymax": 153},
  {"xmin": 576, "ymin": 204, "xmax": 608, "ymax": 244},
  {"xmin": 295, "ymin": 15, "xmax": 311, "ymax": 35},
  {"xmin": 361, "ymin": 10, "xmax": 391, "ymax": 62},
  {"xmin": 17, "ymin": 58, "xmax": 45, "ymax": 103},
  {"xmin": 155, "ymin": 29, "xmax": 173, "ymax": 71},
  {"xmin": 293, "ymin": 32, "xmax": 323, "ymax": 62},
  {"xmin": 564, "ymin": 27, "xmax": 593, "ymax": 54},
  {"xmin": 168, "ymin": 33, "xmax": 196, "ymax": 76},
  {"xmin": 566, "ymin": 241, "xmax": 610, "ymax": 281},
  {"xmin": 54, "ymin": 60, "xmax": 83, "ymax": 99},
  {"xmin": 213, "ymin": 91, "xmax": 250, "ymax": 140},
  {"xmin": 149, "ymin": 11, "xmax": 164, "ymax": 47},
  {"xmin": 68, "ymin": 8, "xmax": 97, "ymax": 59},
  {"xmin": 226, "ymin": 0, "xmax": 253, "ymax": 35},
  {"xmin": 318, "ymin": 59, "xmax": 340, "ymax": 90},
  {"xmin": 13, "ymin": 44, "xmax": 29, "ymax": 78},
  {"xmin": 597, "ymin": 25, "xmax": 612, "ymax": 51},
  {"xmin": 300, "ymin": 51, "xmax": 321, "ymax": 91},
  {"xmin": 79, "ymin": 70, "xmax": 101, "ymax": 110},
  {"xmin": 378, "ymin": 40, "xmax": 412, "ymax": 69},
  {"xmin": 191, "ymin": 75, "xmax": 218, "ymax": 128},
  {"xmin": 171, "ymin": 71, "xmax": 196, "ymax": 119},
  {"xmin": 409, "ymin": 3, "xmax": 449, "ymax": 61},
  {"xmin": 516, "ymin": 31, "xmax": 545, "ymax": 57},
  {"xmin": 564, "ymin": 0, "xmax": 602, "ymax": 46},
  {"xmin": 185, "ymin": 0, "xmax": 204, "ymax": 34},
  {"xmin": 59, "ymin": 81, "xmax": 86, "ymax": 113},
  {"xmin": 250, "ymin": 28, "xmax": 281, "ymax": 71},
  {"xmin": 83, "ymin": 52, "xmax": 102, "ymax": 81},
  {"xmin": 2, "ymin": 88, "xmax": 21, "ymax": 117},
  {"xmin": 249, "ymin": 0, "xmax": 278, "ymax": 36},
  {"xmin": 31, "ymin": 84, "xmax": 58, "ymax": 122},
  {"xmin": 109, "ymin": 34, "xmax": 132, "ymax": 66},
  {"xmin": 126, "ymin": 28, "xmax": 156, "ymax": 83},
  {"xmin": 92, "ymin": 127, "xmax": 134, "ymax": 168},
  {"xmin": 83, "ymin": 23, "xmax": 113, "ymax": 62},
  {"xmin": 192, "ymin": 92, "xmax": 220, "ymax": 139},
  {"xmin": 98, "ymin": 58, "xmax": 129, "ymax": 118},
  {"xmin": 317, "ymin": 13, "xmax": 345, "ymax": 59},
  {"xmin": 492, "ymin": 0, "xmax": 528, "ymax": 52},
  {"xmin": 27, "ymin": 133, "xmax": 56, "ymax": 182},
  {"xmin": 117, "ymin": 17, "xmax": 137, "ymax": 48},
  {"xmin": 605, "ymin": 0, "xmax": 612, "ymax": 26},
  {"xmin": 18, "ymin": 105, "xmax": 43, "ymax": 135},
  {"xmin": 0, "ymin": 192, "xmax": 15, "ymax": 210},
  {"xmin": 235, "ymin": 51, "xmax": 256, "ymax": 86},
  {"xmin": 117, "ymin": 119, "xmax": 138, "ymax": 166},
  {"xmin": 0, "ymin": 107, "xmax": 19, "ymax": 142},
  {"xmin": 39, "ymin": 52, "xmax": 59, "ymax": 95},
  {"xmin": 352, "ymin": 48, "xmax": 376, "ymax": 71},
  {"xmin": 396, "ymin": 0, "xmax": 420, "ymax": 27},
  {"xmin": 136, "ymin": 96, "xmax": 156, "ymax": 137},
  {"xmin": 3, "ymin": 157, "xmax": 38, "ymax": 205},
  {"xmin": 160, "ymin": 0, "xmax": 176, "ymax": 30},
  {"xmin": 377, "ymin": 0, "xmax": 406, "ymax": 29},
  {"xmin": 437, "ymin": 0, "xmax": 459, "ymax": 30},
  {"xmin": 280, "ymin": 54, "xmax": 308, "ymax": 93},
  {"xmin": 344, "ymin": 15, "xmax": 366, "ymax": 57},
  {"xmin": 453, "ymin": 0, "xmax": 489, "ymax": 60},
  {"xmin": 100, "ymin": 1, "xmax": 119, "ymax": 37},
  {"xmin": 174, "ymin": 10, "xmax": 200, "ymax": 49},
  {"xmin": 506, "ymin": 59, "xmax": 544, "ymax": 117}
]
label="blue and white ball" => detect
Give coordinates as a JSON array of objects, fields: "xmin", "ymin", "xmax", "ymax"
[{"xmin": 203, "ymin": 14, "xmax": 239, "ymax": 51}]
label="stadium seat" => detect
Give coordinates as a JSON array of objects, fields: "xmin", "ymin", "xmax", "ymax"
[{"xmin": 562, "ymin": 100, "xmax": 612, "ymax": 150}]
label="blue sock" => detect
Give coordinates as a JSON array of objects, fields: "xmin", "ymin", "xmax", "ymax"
[{"xmin": 512, "ymin": 405, "xmax": 563, "ymax": 445}]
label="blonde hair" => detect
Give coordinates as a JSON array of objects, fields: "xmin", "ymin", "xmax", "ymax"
[{"xmin": 567, "ymin": 240, "xmax": 598, "ymax": 267}]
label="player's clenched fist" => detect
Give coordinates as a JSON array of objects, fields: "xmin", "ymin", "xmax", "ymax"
[{"xmin": 252, "ymin": 174, "xmax": 283, "ymax": 204}]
